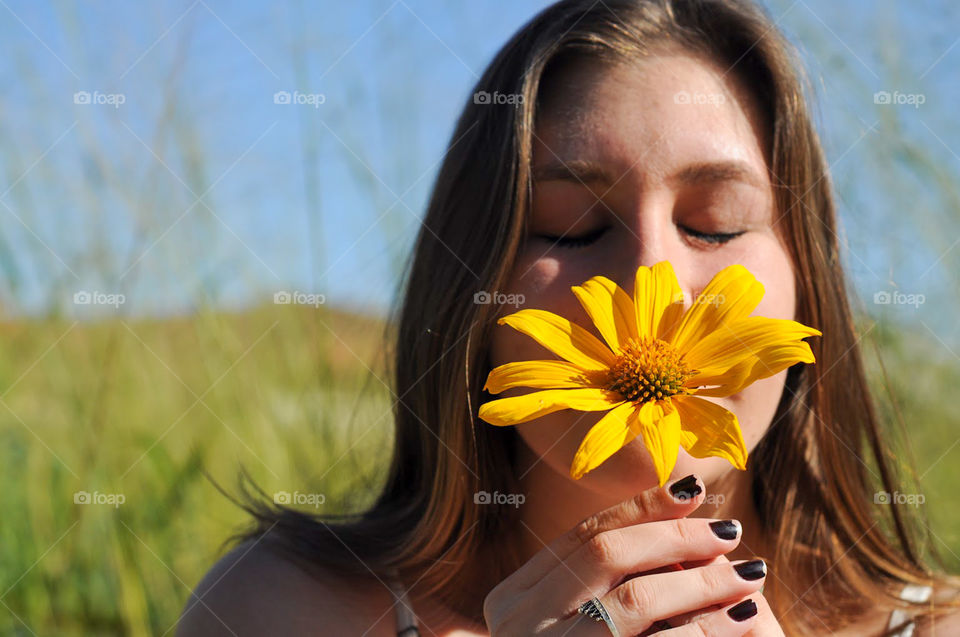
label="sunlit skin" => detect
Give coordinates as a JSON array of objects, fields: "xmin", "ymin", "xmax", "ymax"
[{"xmin": 488, "ymin": 50, "xmax": 794, "ymax": 568}]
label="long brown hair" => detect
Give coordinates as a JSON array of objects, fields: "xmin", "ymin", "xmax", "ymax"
[{"xmin": 234, "ymin": 0, "xmax": 958, "ymax": 632}]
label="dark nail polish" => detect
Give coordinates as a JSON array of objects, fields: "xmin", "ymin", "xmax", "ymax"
[
  {"xmin": 709, "ymin": 519, "xmax": 741, "ymax": 540},
  {"xmin": 727, "ymin": 599, "xmax": 758, "ymax": 622},
  {"xmin": 668, "ymin": 474, "xmax": 701, "ymax": 501},
  {"xmin": 733, "ymin": 559, "xmax": 766, "ymax": 581}
]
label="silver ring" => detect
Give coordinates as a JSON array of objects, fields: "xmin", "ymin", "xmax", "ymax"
[{"xmin": 577, "ymin": 596, "xmax": 620, "ymax": 637}]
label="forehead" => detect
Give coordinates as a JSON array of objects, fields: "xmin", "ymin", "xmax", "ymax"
[{"xmin": 534, "ymin": 51, "xmax": 770, "ymax": 185}]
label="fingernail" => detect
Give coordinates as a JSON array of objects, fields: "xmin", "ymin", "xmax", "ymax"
[
  {"xmin": 709, "ymin": 519, "xmax": 741, "ymax": 540},
  {"xmin": 733, "ymin": 559, "xmax": 766, "ymax": 581},
  {"xmin": 727, "ymin": 598, "xmax": 758, "ymax": 622},
  {"xmin": 668, "ymin": 474, "xmax": 701, "ymax": 501}
]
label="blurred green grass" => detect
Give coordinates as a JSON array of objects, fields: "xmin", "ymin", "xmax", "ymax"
[
  {"xmin": 0, "ymin": 306, "xmax": 956, "ymax": 635},
  {"xmin": 0, "ymin": 305, "xmax": 394, "ymax": 636},
  {"xmin": 864, "ymin": 317, "xmax": 960, "ymax": 572}
]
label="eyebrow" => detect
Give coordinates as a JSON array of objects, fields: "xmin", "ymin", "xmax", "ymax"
[
  {"xmin": 668, "ymin": 160, "xmax": 766, "ymax": 188},
  {"xmin": 532, "ymin": 158, "xmax": 765, "ymax": 189},
  {"xmin": 532, "ymin": 159, "xmax": 616, "ymax": 186}
]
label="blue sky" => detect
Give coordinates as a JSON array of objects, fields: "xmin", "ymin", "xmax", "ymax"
[{"xmin": 0, "ymin": 0, "xmax": 957, "ymax": 343}]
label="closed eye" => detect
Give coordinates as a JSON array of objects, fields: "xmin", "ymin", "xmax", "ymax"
[
  {"xmin": 538, "ymin": 226, "xmax": 609, "ymax": 249},
  {"xmin": 679, "ymin": 224, "xmax": 746, "ymax": 244},
  {"xmin": 537, "ymin": 224, "xmax": 743, "ymax": 248}
]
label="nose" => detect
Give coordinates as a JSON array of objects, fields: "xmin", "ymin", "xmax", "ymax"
[{"xmin": 607, "ymin": 194, "xmax": 687, "ymax": 298}]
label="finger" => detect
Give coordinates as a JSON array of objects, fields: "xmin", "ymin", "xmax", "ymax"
[
  {"xmin": 507, "ymin": 474, "xmax": 707, "ymax": 591},
  {"xmin": 655, "ymin": 598, "xmax": 760, "ymax": 636},
  {"xmin": 656, "ymin": 556, "xmax": 762, "ymax": 629},
  {"xmin": 648, "ymin": 554, "xmax": 732, "ymax": 626},
  {"xmin": 538, "ymin": 517, "xmax": 743, "ymax": 608},
  {"xmin": 680, "ymin": 552, "xmax": 731, "ymax": 569},
  {"xmin": 741, "ymin": 594, "xmax": 784, "ymax": 637},
  {"xmin": 655, "ymin": 604, "xmax": 724, "ymax": 632},
  {"xmin": 599, "ymin": 559, "xmax": 767, "ymax": 635},
  {"xmin": 636, "ymin": 545, "xmax": 732, "ymax": 578}
]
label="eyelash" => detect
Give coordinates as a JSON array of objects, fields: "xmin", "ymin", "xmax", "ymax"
[
  {"xmin": 540, "ymin": 227, "xmax": 609, "ymax": 248},
  {"xmin": 540, "ymin": 225, "xmax": 745, "ymax": 249},
  {"xmin": 679, "ymin": 224, "xmax": 746, "ymax": 245}
]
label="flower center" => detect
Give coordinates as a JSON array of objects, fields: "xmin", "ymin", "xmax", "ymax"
[{"xmin": 605, "ymin": 337, "xmax": 696, "ymax": 404}]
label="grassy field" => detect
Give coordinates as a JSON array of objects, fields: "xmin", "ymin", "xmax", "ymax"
[
  {"xmin": 0, "ymin": 304, "xmax": 956, "ymax": 635},
  {"xmin": 0, "ymin": 304, "xmax": 394, "ymax": 636}
]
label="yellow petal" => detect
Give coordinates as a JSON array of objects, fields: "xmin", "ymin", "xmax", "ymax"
[
  {"xmin": 691, "ymin": 341, "xmax": 815, "ymax": 397},
  {"xmin": 498, "ymin": 309, "xmax": 615, "ymax": 371},
  {"xmin": 634, "ymin": 261, "xmax": 685, "ymax": 341},
  {"xmin": 569, "ymin": 402, "xmax": 637, "ymax": 480},
  {"xmin": 571, "ymin": 276, "xmax": 637, "ymax": 351},
  {"xmin": 684, "ymin": 315, "xmax": 821, "ymax": 374},
  {"xmin": 669, "ymin": 264, "xmax": 764, "ymax": 353},
  {"xmin": 478, "ymin": 387, "xmax": 622, "ymax": 427},
  {"xmin": 484, "ymin": 360, "xmax": 600, "ymax": 394},
  {"xmin": 674, "ymin": 396, "xmax": 748, "ymax": 470},
  {"xmin": 633, "ymin": 399, "xmax": 682, "ymax": 487}
]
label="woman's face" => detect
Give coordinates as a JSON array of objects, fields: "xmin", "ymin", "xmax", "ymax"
[{"xmin": 489, "ymin": 51, "xmax": 795, "ymax": 500}]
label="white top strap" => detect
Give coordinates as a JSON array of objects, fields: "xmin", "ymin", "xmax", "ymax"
[
  {"xmin": 886, "ymin": 583, "xmax": 933, "ymax": 636},
  {"xmin": 386, "ymin": 568, "xmax": 420, "ymax": 636}
]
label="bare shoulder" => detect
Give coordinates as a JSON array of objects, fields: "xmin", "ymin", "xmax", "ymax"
[
  {"xmin": 915, "ymin": 609, "xmax": 960, "ymax": 636},
  {"xmin": 914, "ymin": 583, "xmax": 960, "ymax": 637},
  {"xmin": 176, "ymin": 539, "xmax": 396, "ymax": 637}
]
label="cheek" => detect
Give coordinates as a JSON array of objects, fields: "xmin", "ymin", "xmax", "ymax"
[
  {"xmin": 718, "ymin": 371, "xmax": 787, "ymax": 452},
  {"xmin": 488, "ymin": 254, "xmax": 596, "ymax": 369},
  {"xmin": 738, "ymin": 236, "xmax": 796, "ymax": 322}
]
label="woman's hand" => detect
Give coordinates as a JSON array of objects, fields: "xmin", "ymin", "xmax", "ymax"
[
  {"xmin": 662, "ymin": 585, "xmax": 786, "ymax": 637},
  {"xmin": 483, "ymin": 475, "xmax": 775, "ymax": 636}
]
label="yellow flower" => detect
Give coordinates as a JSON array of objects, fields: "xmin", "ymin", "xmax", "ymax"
[{"xmin": 478, "ymin": 261, "xmax": 821, "ymax": 486}]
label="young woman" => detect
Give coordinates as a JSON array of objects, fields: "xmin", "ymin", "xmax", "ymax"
[{"xmin": 178, "ymin": 0, "xmax": 960, "ymax": 635}]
